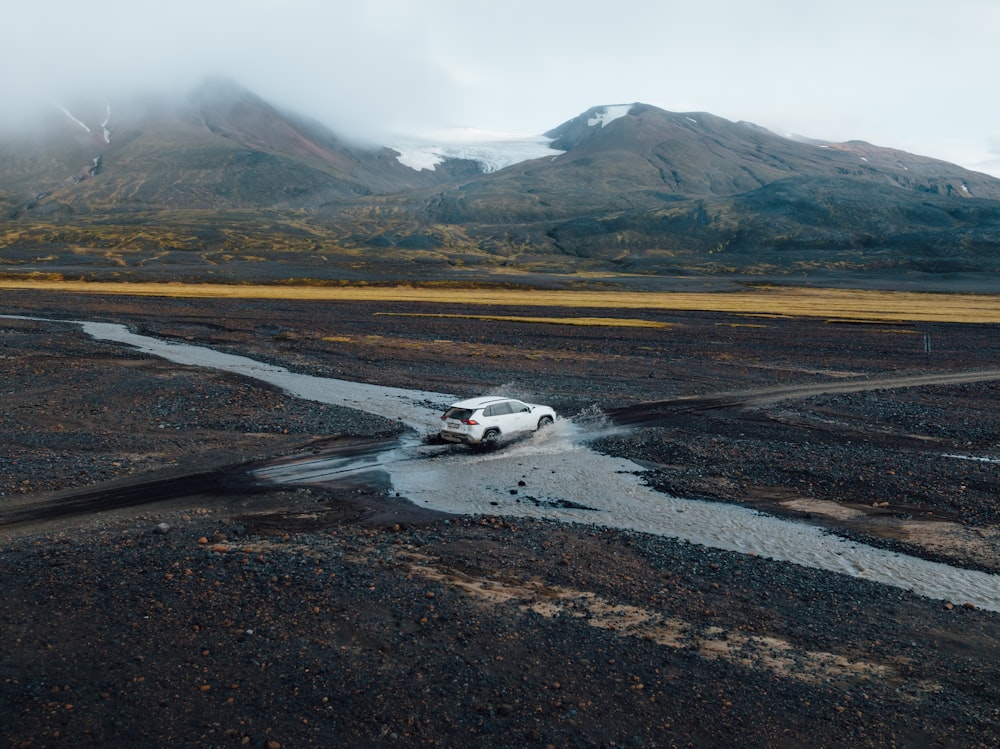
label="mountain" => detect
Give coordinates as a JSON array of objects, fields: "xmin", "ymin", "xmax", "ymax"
[
  {"xmin": 1, "ymin": 87, "xmax": 999, "ymax": 287},
  {"xmin": 548, "ymin": 104, "xmax": 1000, "ymax": 198},
  {"xmin": 330, "ymin": 104, "xmax": 1000, "ymax": 280},
  {"xmin": 0, "ymin": 79, "xmax": 474, "ymax": 216},
  {"xmin": 417, "ymin": 104, "xmax": 1000, "ymax": 222}
]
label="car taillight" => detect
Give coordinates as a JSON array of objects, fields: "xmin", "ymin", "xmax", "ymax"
[{"xmin": 463, "ymin": 419, "xmax": 478, "ymax": 425}]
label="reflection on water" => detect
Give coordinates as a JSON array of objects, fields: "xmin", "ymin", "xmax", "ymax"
[{"xmin": 7, "ymin": 315, "xmax": 999, "ymax": 612}]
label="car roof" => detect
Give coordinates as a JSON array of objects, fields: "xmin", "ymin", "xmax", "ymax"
[{"xmin": 448, "ymin": 396, "xmax": 521, "ymax": 410}]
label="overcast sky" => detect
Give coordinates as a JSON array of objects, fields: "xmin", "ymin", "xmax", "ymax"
[{"xmin": 6, "ymin": 0, "xmax": 1000, "ymax": 174}]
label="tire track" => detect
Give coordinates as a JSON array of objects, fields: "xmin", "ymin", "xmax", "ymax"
[{"xmin": 609, "ymin": 368, "xmax": 1000, "ymax": 425}]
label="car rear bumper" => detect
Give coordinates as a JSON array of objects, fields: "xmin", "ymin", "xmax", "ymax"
[{"xmin": 439, "ymin": 430, "xmax": 478, "ymax": 444}]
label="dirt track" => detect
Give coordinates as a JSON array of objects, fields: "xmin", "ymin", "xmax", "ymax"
[
  {"xmin": 609, "ymin": 368, "xmax": 1000, "ymax": 420},
  {"xmin": 2, "ymin": 291, "xmax": 999, "ymax": 748}
]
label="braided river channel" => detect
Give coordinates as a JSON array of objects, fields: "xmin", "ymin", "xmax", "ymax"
[{"xmin": 13, "ymin": 317, "xmax": 1000, "ymax": 613}]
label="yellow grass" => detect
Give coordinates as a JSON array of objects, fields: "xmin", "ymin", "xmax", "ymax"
[
  {"xmin": 1, "ymin": 279, "xmax": 999, "ymax": 323},
  {"xmin": 374, "ymin": 312, "xmax": 673, "ymax": 328}
]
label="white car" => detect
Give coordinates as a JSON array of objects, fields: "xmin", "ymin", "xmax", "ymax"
[{"xmin": 439, "ymin": 396, "xmax": 556, "ymax": 447}]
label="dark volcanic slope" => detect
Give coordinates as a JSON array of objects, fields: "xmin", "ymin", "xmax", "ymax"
[
  {"xmin": 422, "ymin": 104, "xmax": 1000, "ymax": 223},
  {"xmin": 547, "ymin": 105, "xmax": 1000, "ymax": 199},
  {"xmin": 408, "ymin": 105, "xmax": 1000, "ymax": 275}
]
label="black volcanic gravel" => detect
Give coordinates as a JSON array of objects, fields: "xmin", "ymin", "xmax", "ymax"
[
  {"xmin": 3, "ymin": 515, "xmax": 999, "ymax": 748},
  {"xmin": 1, "ymin": 292, "xmax": 999, "ymax": 748}
]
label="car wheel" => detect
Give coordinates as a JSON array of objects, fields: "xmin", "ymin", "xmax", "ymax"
[
  {"xmin": 537, "ymin": 415, "xmax": 553, "ymax": 430},
  {"xmin": 481, "ymin": 429, "xmax": 501, "ymax": 448}
]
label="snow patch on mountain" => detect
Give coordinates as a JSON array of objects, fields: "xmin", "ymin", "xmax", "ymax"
[
  {"xmin": 101, "ymin": 104, "xmax": 112, "ymax": 144},
  {"xmin": 588, "ymin": 104, "xmax": 633, "ymax": 127},
  {"xmin": 57, "ymin": 104, "xmax": 91, "ymax": 133},
  {"xmin": 390, "ymin": 128, "xmax": 564, "ymax": 173}
]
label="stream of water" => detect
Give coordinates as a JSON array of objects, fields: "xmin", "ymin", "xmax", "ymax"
[{"xmin": 8, "ymin": 316, "xmax": 1000, "ymax": 612}]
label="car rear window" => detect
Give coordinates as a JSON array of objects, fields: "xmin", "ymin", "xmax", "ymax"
[{"xmin": 444, "ymin": 408, "xmax": 475, "ymax": 421}]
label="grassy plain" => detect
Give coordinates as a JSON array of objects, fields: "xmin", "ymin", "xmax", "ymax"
[{"xmin": 1, "ymin": 278, "xmax": 999, "ymax": 323}]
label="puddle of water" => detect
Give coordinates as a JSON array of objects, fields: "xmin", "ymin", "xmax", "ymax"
[{"xmin": 7, "ymin": 315, "xmax": 1000, "ymax": 612}]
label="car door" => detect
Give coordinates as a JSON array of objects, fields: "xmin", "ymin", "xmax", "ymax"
[
  {"xmin": 485, "ymin": 400, "xmax": 513, "ymax": 433},
  {"xmin": 506, "ymin": 400, "xmax": 534, "ymax": 433}
]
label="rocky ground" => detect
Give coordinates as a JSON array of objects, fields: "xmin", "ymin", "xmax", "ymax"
[{"xmin": 1, "ymin": 290, "xmax": 999, "ymax": 748}]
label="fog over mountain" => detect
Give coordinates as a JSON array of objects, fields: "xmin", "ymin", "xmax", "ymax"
[{"xmin": 3, "ymin": 1, "xmax": 1000, "ymax": 176}]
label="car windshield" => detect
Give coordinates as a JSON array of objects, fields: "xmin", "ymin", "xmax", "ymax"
[{"xmin": 443, "ymin": 407, "xmax": 475, "ymax": 421}]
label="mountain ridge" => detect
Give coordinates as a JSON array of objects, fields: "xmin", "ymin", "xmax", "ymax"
[{"xmin": 1, "ymin": 81, "xmax": 998, "ymax": 288}]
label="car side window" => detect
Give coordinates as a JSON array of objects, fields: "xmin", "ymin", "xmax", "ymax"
[{"xmin": 493, "ymin": 402, "xmax": 513, "ymax": 416}]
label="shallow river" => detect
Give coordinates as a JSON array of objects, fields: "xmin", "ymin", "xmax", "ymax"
[{"xmin": 11, "ymin": 316, "xmax": 1000, "ymax": 612}]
